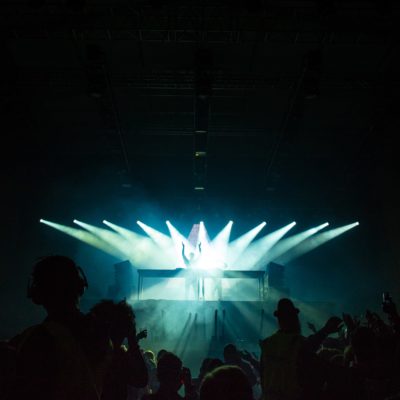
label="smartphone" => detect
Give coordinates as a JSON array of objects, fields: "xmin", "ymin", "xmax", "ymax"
[
  {"xmin": 382, "ymin": 292, "xmax": 394, "ymax": 314},
  {"xmin": 383, "ymin": 292, "xmax": 391, "ymax": 303}
]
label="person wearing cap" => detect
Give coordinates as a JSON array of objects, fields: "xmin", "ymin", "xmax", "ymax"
[{"xmin": 259, "ymin": 298, "xmax": 342, "ymax": 400}]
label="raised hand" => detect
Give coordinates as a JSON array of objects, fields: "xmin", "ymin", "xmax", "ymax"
[
  {"xmin": 181, "ymin": 366, "xmax": 192, "ymax": 388},
  {"xmin": 382, "ymin": 294, "xmax": 398, "ymax": 316},
  {"xmin": 239, "ymin": 349, "xmax": 251, "ymax": 361},
  {"xmin": 342, "ymin": 312, "xmax": 356, "ymax": 332},
  {"xmin": 322, "ymin": 316, "xmax": 343, "ymax": 335},
  {"xmin": 307, "ymin": 321, "xmax": 317, "ymax": 333},
  {"xmin": 136, "ymin": 329, "xmax": 148, "ymax": 341}
]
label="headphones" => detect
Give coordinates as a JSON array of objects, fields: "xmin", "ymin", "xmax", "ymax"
[{"xmin": 27, "ymin": 256, "xmax": 89, "ymax": 305}]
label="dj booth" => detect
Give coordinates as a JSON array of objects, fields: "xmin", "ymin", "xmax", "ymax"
[{"xmin": 136, "ymin": 268, "xmax": 266, "ymax": 301}]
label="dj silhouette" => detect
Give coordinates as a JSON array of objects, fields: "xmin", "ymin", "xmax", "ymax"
[{"xmin": 181, "ymin": 242, "xmax": 203, "ymax": 300}]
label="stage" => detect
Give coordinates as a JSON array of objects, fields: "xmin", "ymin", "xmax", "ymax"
[
  {"xmin": 136, "ymin": 268, "xmax": 266, "ymax": 301},
  {"xmin": 94, "ymin": 261, "xmax": 338, "ymax": 372}
]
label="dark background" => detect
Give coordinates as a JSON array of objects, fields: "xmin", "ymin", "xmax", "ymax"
[{"xmin": 1, "ymin": 0, "xmax": 400, "ymax": 339}]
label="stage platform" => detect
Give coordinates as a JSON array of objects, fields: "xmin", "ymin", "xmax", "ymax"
[{"xmin": 136, "ymin": 268, "xmax": 266, "ymax": 301}]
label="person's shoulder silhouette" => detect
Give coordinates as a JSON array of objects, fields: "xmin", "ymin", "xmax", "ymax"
[{"xmin": 10, "ymin": 255, "xmax": 111, "ymax": 400}]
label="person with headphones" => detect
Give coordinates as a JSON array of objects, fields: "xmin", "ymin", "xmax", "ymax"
[{"xmin": 8, "ymin": 255, "xmax": 113, "ymax": 400}]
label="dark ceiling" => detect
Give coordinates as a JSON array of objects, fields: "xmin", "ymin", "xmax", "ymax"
[{"xmin": 3, "ymin": 0, "xmax": 400, "ymax": 224}]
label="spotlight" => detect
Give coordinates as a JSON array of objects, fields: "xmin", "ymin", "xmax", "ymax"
[
  {"xmin": 39, "ymin": 219, "xmax": 44, "ymax": 223},
  {"xmin": 166, "ymin": 220, "xmax": 170, "ymax": 224},
  {"xmin": 229, "ymin": 220, "xmax": 233, "ymax": 224},
  {"xmin": 73, "ymin": 219, "xmax": 78, "ymax": 223},
  {"xmin": 136, "ymin": 220, "xmax": 141, "ymax": 224}
]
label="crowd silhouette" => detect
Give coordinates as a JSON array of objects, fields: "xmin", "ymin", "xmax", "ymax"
[{"xmin": 1, "ymin": 254, "xmax": 400, "ymax": 400}]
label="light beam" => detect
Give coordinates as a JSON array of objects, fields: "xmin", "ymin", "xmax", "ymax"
[
  {"xmin": 226, "ymin": 222, "xmax": 267, "ymax": 267},
  {"xmin": 279, "ymin": 221, "xmax": 359, "ymax": 263},
  {"xmin": 40, "ymin": 219, "xmax": 123, "ymax": 258},
  {"xmin": 236, "ymin": 221, "xmax": 296, "ymax": 269}
]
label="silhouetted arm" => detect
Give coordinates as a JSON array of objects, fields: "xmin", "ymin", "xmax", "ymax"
[
  {"xmin": 305, "ymin": 316, "xmax": 343, "ymax": 352},
  {"xmin": 182, "ymin": 367, "xmax": 198, "ymax": 400},
  {"xmin": 122, "ymin": 333, "xmax": 148, "ymax": 388},
  {"xmin": 240, "ymin": 349, "xmax": 260, "ymax": 372},
  {"xmin": 182, "ymin": 243, "xmax": 190, "ymax": 267}
]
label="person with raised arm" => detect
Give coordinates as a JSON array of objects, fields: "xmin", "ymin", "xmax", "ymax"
[{"xmin": 181, "ymin": 242, "xmax": 203, "ymax": 300}]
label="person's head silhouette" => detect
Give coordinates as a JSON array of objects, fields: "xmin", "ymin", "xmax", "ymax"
[
  {"xmin": 223, "ymin": 343, "xmax": 239, "ymax": 364},
  {"xmin": 89, "ymin": 299, "xmax": 136, "ymax": 347},
  {"xmin": 273, "ymin": 298, "xmax": 301, "ymax": 334},
  {"xmin": 200, "ymin": 365, "xmax": 253, "ymax": 400},
  {"xmin": 157, "ymin": 351, "xmax": 184, "ymax": 393},
  {"xmin": 27, "ymin": 255, "xmax": 88, "ymax": 315}
]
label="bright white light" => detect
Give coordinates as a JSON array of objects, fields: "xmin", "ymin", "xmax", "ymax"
[
  {"xmin": 267, "ymin": 222, "xmax": 331, "ymax": 263},
  {"xmin": 235, "ymin": 222, "xmax": 296, "ymax": 269},
  {"xmin": 227, "ymin": 222, "xmax": 268, "ymax": 267},
  {"xmin": 39, "ymin": 219, "xmax": 44, "ymax": 223},
  {"xmin": 40, "ymin": 219, "xmax": 124, "ymax": 258},
  {"xmin": 201, "ymin": 221, "xmax": 233, "ymax": 270},
  {"xmin": 279, "ymin": 221, "xmax": 360, "ymax": 263},
  {"xmin": 103, "ymin": 220, "xmax": 116, "ymax": 229},
  {"xmin": 137, "ymin": 220, "xmax": 173, "ymax": 249},
  {"xmin": 166, "ymin": 221, "xmax": 192, "ymax": 268}
]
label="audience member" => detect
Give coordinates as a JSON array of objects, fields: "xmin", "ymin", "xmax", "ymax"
[
  {"xmin": 223, "ymin": 343, "xmax": 258, "ymax": 387},
  {"xmin": 143, "ymin": 350, "xmax": 159, "ymax": 394},
  {"xmin": 157, "ymin": 349, "xmax": 168, "ymax": 363},
  {"xmin": 259, "ymin": 298, "xmax": 342, "ymax": 400},
  {"xmin": 199, "ymin": 365, "xmax": 253, "ymax": 400},
  {"xmin": 193, "ymin": 357, "xmax": 224, "ymax": 392},
  {"xmin": 8, "ymin": 255, "xmax": 112, "ymax": 400},
  {"xmin": 142, "ymin": 351, "xmax": 197, "ymax": 400},
  {"xmin": 89, "ymin": 299, "xmax": 148, "ymax": 400},
  {"xmin": 0, "ymin": 340, "xmax": 16, "ymax": 399},
  {"xmin": 5, "ymin": 254, "xmax": 400, "ymax": 400}
]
